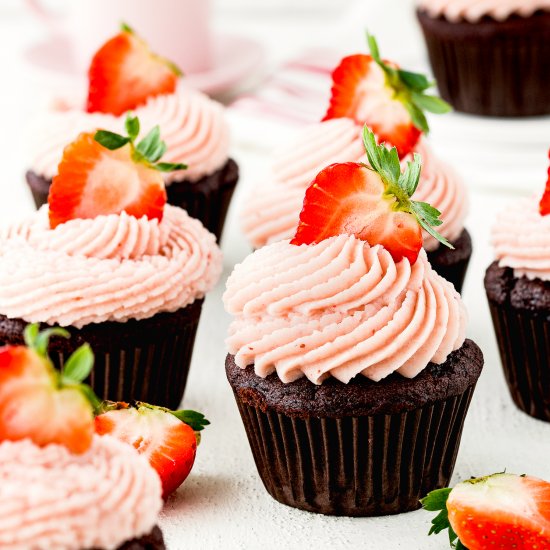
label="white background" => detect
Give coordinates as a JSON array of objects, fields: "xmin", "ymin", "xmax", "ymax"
[{"xmin": 1, "ymin": 2, "xmax": 550, "ymax": 549}]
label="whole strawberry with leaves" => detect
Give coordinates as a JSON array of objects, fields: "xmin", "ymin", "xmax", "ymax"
[
  {"xmin": 422, "ymin": 473, "xmax": 550, "ymax": 549},
  {"xmin": 324, "ymin": 33, "xmax": 451, "ymax": 158},
  {"xmin": 0, "ymin": 324, "xmax": 98, "ymax": 454}
]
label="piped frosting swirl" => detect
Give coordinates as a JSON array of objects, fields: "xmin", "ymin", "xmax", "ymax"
[
  {"xmin": 224, "ymin": 235, "xmax": 466, "ymax": 385},
  {"xmin": 417, "ymin": 0, "xmax": 550, "ymax": 22},
  {"xmin": 492, "ymin": 196, "xmax": 550, "ymax": 281},
  {"xmin": 29, "ymin": 87, "xmax": 230, "ymax": 184},
  {"xmin": 0, "ymin": 436, "xmax": 162, "ymax": 550},
  {"xmin": 0, "ymin": 205, "xmax": 222, "ymax": 328}
]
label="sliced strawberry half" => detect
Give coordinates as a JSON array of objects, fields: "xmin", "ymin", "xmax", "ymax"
[
  {"xmin": 422, "ymin": 473, "xmax": 550, "ymax": 550},
  {"xmin": 539, "ymin": 149, "xmax": 550, "ymax": 215},
  {"xmin": 95, "ymin": 402, "xmax": 209, "ymax": 498},
  {"xmin": 48, "ymin": 115, "xmax": 186, "ymax": 229},
  {"xmin": 0, "ymin": 324, "xmax": 98, "ymax": 454},
  {"xmin": 87, "ymin": 25, "xmax": 181, "ymax": 116},
  {"xmin": 323, "ymin": 34, "xmax": 451, "ymax": 158},
  {"xmin": 291, "ymin": 126, "xmax": 451, "ymax": 264}
]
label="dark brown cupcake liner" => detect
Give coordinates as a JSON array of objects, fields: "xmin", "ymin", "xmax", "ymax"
[
  {"xmin": 427, "ymin": 228, "xmax": 472, "ymax": 293},
  {"xmin": 25, "ymin": 158, "xmax": 239, "ymax": 241},
  {"xmin": 487, "ymin": 299, "xmax": 550, "ymax": 422},
  {"xmin": 417, "ymin": 10, "xmax": 550, "ymax": 117},
  {"xmin": 0, "ymin": 299, "xmax": 203, "ymax": 409},
  {"xmin": 233, "ymin": 385, "xmax": 476, "ymax": 516}
]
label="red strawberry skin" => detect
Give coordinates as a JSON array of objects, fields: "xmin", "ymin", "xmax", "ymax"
[
  {"xmin": 0, "ymin": 346, "xmax": 94, "ymax": 454},
  {"xmin": 291, "ymin": 162, "xmax": 422, "ymax": 264},
  {"xmin": 95, "ymin": 406, "xmax": 197, "ymax": 498},
  {"xmin": 48, "ymin": 132, "xmax": 166, "ymax": 229},
  {"xmin": 323, "ymin": 54, "xmax": 421, "ymax": 158},
  {"xmin": 539, "ymin": 149, "xmax": 550, "ymax": 215},
  {"xmin": 448, "ymin": 474, "xmax": 550, "ymax": 550},
  {"xmin": 87, "ymin": 31, "xmax": 178, "ymax": 116}
]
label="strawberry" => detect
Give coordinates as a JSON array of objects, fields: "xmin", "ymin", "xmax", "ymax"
[
  {"xmin": 0, "ymin": 324, "xmax": 99, "ymax": 454},
  {"xmin": 538, "ymin": 149, "xmax": 550, "ymax": 216},
  {"xmin": 48, "ymin": 114, "xmax": 186, "ymax": 229},
  {"xmin": 95, "ymin": 402, "xmax": 209, "ymax": 498},
  {"xmin": 323, "ymin": 34, "xmax": 451, "ymax": 158},
  {"xmin": 87, "ymin": 24, "xmax": 181, "ymax": 116},
  {"xmin": 422, "ymin": 473, "xmax": 550, "ymax": 550},
  {"xmin": 291, "ymin": 126, "xmax": 452, "ymax": 264}
]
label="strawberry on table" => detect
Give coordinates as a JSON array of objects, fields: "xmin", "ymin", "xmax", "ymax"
[
  {"xmin": 324, "ymin": 34, "xmax": 451, "ymax": 157},
  {"xmin": 95, "ymin": 401, "xmax": 209, "ymax": 498},
  {"xmin": 48, "ymin": 114, "xmax": 187, "ymax": 229},
  {"xmin": 291, "ymin": 126, "xmax": 452, "ymax": 264},
  {"xmin": 87, "ymin": 24, "xmax": 182, "ymax": 116},
  {"xmin": 422, "ymin": 473, "xmax": 550, "ymax": 549},
  {"xmin": 0, "ymin": 324, "xmax": 98, "ymax": 454}
]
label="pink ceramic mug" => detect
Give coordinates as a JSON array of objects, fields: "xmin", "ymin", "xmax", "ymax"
[{"xmin": 26, "ymin": 0, "xmax": 213, "ymax": 74}]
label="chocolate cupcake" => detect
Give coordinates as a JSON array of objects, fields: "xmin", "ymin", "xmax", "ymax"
[
  {"xmin": 224, "ymin": 131, "xmax": 483, "ymax": 516},
  {"xmin": 26, "ymin": 26, "xmax": 238, "ymax": 240},
  {"xmin": 417, "ymin": 0, "xmax": 550, "ymax": 117},
  {"xmin": 1, "ymin": 122, "xmax": 222, "ymax": 408},
  {"xmin": 485, "ymin": 177, "xmax": 550, "ymax": 421}
]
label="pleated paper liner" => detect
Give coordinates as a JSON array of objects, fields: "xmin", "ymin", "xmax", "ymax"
[
  {"xmin": 0, "ymin": 299, "xmax": 204, "ymax": 409},
  {"xmin": 25, "ymin": 158, "xmax": 239, "ymax": 242},
  {"xmin": 427, "ymin": 229, "xmax": 472, "ymax": 294},
  {"xmin": 417, "ymin": 10, "xmax": 550, "ymax": 117},
  {"xmin": 487, "ymin": 299, "xmax": 550, "ymax": 422}
]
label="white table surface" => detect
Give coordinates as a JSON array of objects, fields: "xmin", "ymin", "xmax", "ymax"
[{"xmin": 1, "ymin": 3, "xmax": 550, "ymax": 549}]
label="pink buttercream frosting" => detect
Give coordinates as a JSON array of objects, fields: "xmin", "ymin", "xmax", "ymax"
[
  {"xmin": 224, "ymin": 235, "xmax": 466, "ymax": 385},
  {"xmin": 492, "ymin": 196, "xmax": 550, "ymax": 281},
  {"xmin": 417, "ymin": 0, "xmax": 550, "ymax": 22},
  {"xmin": 0, "ymin": 436, "xmax": 162, "ymax": 550},
  {"xmin": 241, "ymin": 120, "xmax": 467, "ymax": 252},
  {"xmin": 0, "ymin": 205, "xmax": 222, "ymax": 328},
  {"xmin": 28, "ymin": 87, "xmax": 230, "ymax": 184}
]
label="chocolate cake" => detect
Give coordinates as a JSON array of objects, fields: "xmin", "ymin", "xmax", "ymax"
[
  {"xmin": 26, "ymin": 158, "xmax": 239, "ymax": 241},
  {"xmin": 485, "ymin": 261, "xmax": 550, "ymax": 421},
  {"xmin": 417, "ymin": 10, "xmax": 550, "ymax": 117},
  {"xmin": 95, "ymin": 526, "xmax": 165, "ymax": 550},
  {"xmin": 226, "ymin": 339, "xmax": 483, "ymax": 516}
]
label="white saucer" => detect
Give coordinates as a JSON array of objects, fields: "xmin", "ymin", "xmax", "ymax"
[{"xmin": 22, "ymin": 33, "xmax": 265, "ymax": 97}]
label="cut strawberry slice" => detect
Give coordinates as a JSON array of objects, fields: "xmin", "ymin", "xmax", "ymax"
[
  {"xmin": 48, "ymin": 115, "xmax": 186, "ymax": 229},
  {"xmin": 539, "ymin": 149, "xmax": 550, "ymax": 215},
  {"xmin": 95, "ymin": 402, "xmax": 209, "ymax": 498},
  {"xmin": 323, "ymin": 34, "xmax": 450, "ymax": 158},
  {"xmin": 87, "ymin": 25, "xmax": 181, "ymax": 116},
  {"xmin": 291, "ymin": 126, "xmax": 452, "ymax": 264},
  {"xmin": 0, "ymin": 324, "xmax": 98, "ymax": 454},
  {"xmin": 422, "ymin": 473, "xmax": 550, "ymax": 550}
]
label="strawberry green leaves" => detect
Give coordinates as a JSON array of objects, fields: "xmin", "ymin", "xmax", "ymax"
[
  {"xmin": 94, "ymin": 114, "xmax": 187, "ymax": 173},
  {"xmin": 24, "ymin": 323, "xmax": 70, "ymax": 358},
  {"xmin": 363, "ymin": 126, "xmax": 453, "ymax": 250},
  {"xmin": 366, "ymin": 33, "xmax": 451, "ymax": 134},
  {"xmin": 170, "ymin": 409, "xmax": 210, "ymax": 432}
]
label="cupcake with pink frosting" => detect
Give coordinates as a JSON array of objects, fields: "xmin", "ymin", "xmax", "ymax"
[
  {"xmin": 241, "ymin": 37, "xmax": 471, "ymax": 291},
  {"xmin": 1, "ymin": 117, "xmax": 222, "ymax": 407},
  {"xmin": 417, "ymin": 0, "xmax": 550, "ymax": 116},
  {"xmin": 225, "ymin": 129, "xmax": 483, "ymax": 516},
  {"xmin": 26, "ymin": 25, "xmax": 237, "ymax": 240},
  {"xmin": 485, "ymin": 154, "xmax": 550, "ymax": 422}
]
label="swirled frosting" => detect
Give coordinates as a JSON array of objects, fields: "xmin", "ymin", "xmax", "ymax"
[
  {"xmin": 0, "ymin": 436, "xmax": 162, "ymax": 550},
  {"xmin": 224, "ymin": 235, "xmax": 466, "ymax": 385},
  {"xmin": 417, "ymin": 0, "xmax": 550, "ymax": 22},
  {"xmin": 28, "ymin": 87, "xmax": 230, "ymax": 184},
  {"xmin": 241, "ymin": 121, "xmax": 467, "ymax": 252},
  {"xmin": 0, "ymin": 205, "xmax": 222, "ymax": 328},
  {"xmin": 492, "ymin": 196, "xmax": 550, "ymax": 281}
]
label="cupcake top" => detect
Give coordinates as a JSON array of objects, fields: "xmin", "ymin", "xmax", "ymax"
[
  {"xmin": 241, "ymin": 123, "xmax": 467, "ymax": 253},
  {"xmin": 226, "ymin": 128, "xmax": 466, "ymax": 385},
  {"xmin": 0, "ymin": 435, "xmax": 163, "ymax": 550},
  {"xmin": 417, "ymin": 0, "xmax": 550, "ymax": 22},
  {"xmin": 492, "ymin": 196, "xmax": 550, "ymax": 282},
  {"xmin": 30, "ymin": 87, "xmax": 230, "ymax": 184}
]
